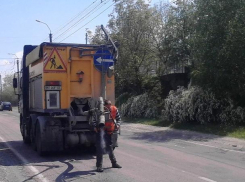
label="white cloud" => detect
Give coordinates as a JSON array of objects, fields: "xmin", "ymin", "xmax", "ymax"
[
  {"xmin": 9, "ymin": 51, "xmax": 23, "ymax": 60},
  {"xmin": 15, "ymin": 51, "xmax": 23, "ymax": 60},
  {"xmin": 0, "ymin": 50, "xmax": 22, "ymax": 79},
  {"xmin": 0, "ymin": 60, "xmax": 10, "ymax": 66}
]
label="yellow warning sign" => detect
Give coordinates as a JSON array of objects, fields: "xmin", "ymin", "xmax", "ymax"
[{"xmin": 43, "ymin": 48, "xmax": 67, "ymax": 73}]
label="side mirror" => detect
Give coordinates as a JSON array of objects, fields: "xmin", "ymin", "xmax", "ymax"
[{"xmin": 13, "ymin": 78, "xmax": 17, "ymax": 88}]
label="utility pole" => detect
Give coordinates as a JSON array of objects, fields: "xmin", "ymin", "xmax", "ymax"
[{"xmin": 86, "ymin": 33, "xmax": 88, "ymax": 44}]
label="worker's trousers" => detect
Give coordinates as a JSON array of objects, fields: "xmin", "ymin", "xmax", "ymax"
[{"xmin": 96, "ymin": 131, "xmax": 117, "ymax": 167}]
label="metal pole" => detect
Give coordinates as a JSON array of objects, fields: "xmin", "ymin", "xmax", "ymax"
[
  {"xmin": 101, "ymin": 25, "xmax": 118, "ymax": 60},
  {"xmin": 36, "ymin": 20, "xmax": 52, "ymax": 43},
  {"xmin": 100, "ymin": 47, "xmax": 106, "ymax": 99},
  {"xmin": 101, "ymin": 72, "xmax": 106, "ymax": 99},
  {"xmin": 86, "ymin": 33, "xmax": 88, "ymax": 44},
  {"xmin": 49, "ymin": 33, "xmax": 52, "ymax": 43}
]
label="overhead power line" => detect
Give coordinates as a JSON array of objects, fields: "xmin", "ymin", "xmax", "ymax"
[
  {"xmin": 53, "ymin": 0, "xmax": 110, "ymax": 41},
  {"xmin": 59, "ymin": 1, "xmax": 116, "ymax": 43},
  {"xmin": 53, "ymin": 0, "xmax": 100, "ymax": 36},
  {"xmin": 42, "ymin": 1, "xmax": 101, "ymax": 42}
]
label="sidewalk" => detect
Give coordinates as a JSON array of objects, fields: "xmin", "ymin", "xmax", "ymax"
[{"xmin": 121, "ymin": 122, "xmax": 245, "ymax": 153}]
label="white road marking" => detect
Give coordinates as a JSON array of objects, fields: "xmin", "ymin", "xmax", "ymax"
[
  {"xmin": 0, "ymin": 136, "xmax": 49, "ymax": 182},
  {"xmin": 199, "ymin": 176, "xmax": 217, "ymax": 182},
  {"xmin": 0, "ymin": 148, "xmax": 10, "ymax": 151},
  {"xmin": 182, "ymin": 140, "xmax": 245, "ymax": 154}
]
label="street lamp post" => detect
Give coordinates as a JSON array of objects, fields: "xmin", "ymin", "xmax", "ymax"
[{"xmin": 36, "ymin": 20, "xmax": 52, "ymax": 42}]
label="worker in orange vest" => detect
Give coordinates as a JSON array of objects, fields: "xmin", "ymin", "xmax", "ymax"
[{"xmin": 95, "ymin": 99, "xmax": 122, "ymax": 172}]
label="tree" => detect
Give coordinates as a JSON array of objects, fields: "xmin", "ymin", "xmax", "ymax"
[
  {"xmin": 107, "ymin": 0, "xmax": 158, "ymax": 95},
  {"xmin": 191, "ymin": 0, "xmax": 245, "ymax": 106},
  {"xmin": 153, "ymin": 0, "xmax": 194, "ymax": 75},
  {"xmin": 1, "ymin": 74, "xmax": 18, "ymax": 105},
  {"xmin": 89, "ymin": 0, "xmax": 195, "ymax": 98},
  {"xmin": 87, "ymin": 26, "xmax": 107, "ymax": 45}
]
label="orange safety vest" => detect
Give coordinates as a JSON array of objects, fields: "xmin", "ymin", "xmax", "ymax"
[{"xmin": 105, "ymin": 106, "xmax": 117, "ymax": 134}]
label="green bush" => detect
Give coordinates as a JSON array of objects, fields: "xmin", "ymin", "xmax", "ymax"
[
  {"xmin": 162, "ymin": 86, "xmax": 245, "ymax": 124},
  {"xmin": 115, "ymin": 92, "xmax": 131, "ymax": 108},
  {"xmin": 120, "ymin": 93, "xmax": 158, "ymax": 118}
]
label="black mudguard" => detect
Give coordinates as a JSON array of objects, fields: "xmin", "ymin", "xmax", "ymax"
[{"xmin": 36, "ymin": 116, "xmax": 64, "ymax": 152}]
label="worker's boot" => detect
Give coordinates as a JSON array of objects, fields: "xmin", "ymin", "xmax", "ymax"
[
  {"xmin": 112, "ymin": 163, "xmax": 122, "ymax": 168},
  {"xmin": 97, "ymin": 166, "xmax": 104, "ymax": 172}
]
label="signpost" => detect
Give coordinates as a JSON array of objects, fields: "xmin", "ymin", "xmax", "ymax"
[
  {"xmin": 93, "ymin": 49, "xmax": 114, "ymax": 73},
  {"xmin": 93, "ymin": 49, "xmax": 114, "ymax": 98}
]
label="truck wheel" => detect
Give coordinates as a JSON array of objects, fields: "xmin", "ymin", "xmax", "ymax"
[
  {"xmin": 22, "ymin": 124, "xmax": 31, "ymax": 144},
  {"xmin": 36, "ymin": 122, "xmax": 45, "ymax": 156},
  {"xmin": 30, "ymin": 126, "xmax": 36, "ymax": 151}
]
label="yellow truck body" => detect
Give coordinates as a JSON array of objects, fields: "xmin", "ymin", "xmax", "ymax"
[
  {"xmin": 27, "ymin": 43, "xmax": 115, "ymax": 110},
  {"xmin": 17, "ymin": 42, "xmax": 118, "ymax": 155}
]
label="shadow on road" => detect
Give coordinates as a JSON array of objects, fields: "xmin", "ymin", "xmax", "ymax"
[
  {"xmin": 128, "ymin": 129, "xmax": 220, "ymax": 143},
  {"xmin": 0, "ymin": 140, "xmax": 97, "ymax": 181},
  {"xmin": 55, "ymin": 161, "xmax": 96, "ymax": 182}
]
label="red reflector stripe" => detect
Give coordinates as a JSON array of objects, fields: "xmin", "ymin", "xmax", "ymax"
[{"xmin": 46, "ymin": 81, "xmax": 61, "ymax": 86}]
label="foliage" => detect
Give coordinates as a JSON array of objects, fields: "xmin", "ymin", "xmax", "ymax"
[
  {"xmin": 107, "ymin": 0, "xmax": 158, "ymax": 95},
  {"xmin": 191, "ymin": 0, "xmax": 245, "ymax": 106},
  {"xmin": 162, "ymin": 86, "xmax": 245, "ymax": 124},
  {"xmin": 120, "ymin": 93, "xmax": 158, "ymax": 118},
  {"xmin": 89, "ymin": 0, "xmax": 196, "ymax": 95},
  {"xmin": 87, "ymin": 26, "xmax": 107, "ymax": 45},
  {"xmin": 1, "ymin": 74, "xmax": 18, "ymax": 105},
  {"xmin": 87, "ymin": 0, "xmax": 245, "ymax": 124},
  {"xmin": 115, "ymin": 92, "xmax": 131, "ymax": 107},
  {"xmin": 153, "ymin": 0, "xmax": 194, "ymax": 75}
]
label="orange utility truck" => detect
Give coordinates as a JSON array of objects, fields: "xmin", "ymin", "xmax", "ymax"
[{"xmin": 13, "ymin": 26, "xmax": 118, "ymax": 155}]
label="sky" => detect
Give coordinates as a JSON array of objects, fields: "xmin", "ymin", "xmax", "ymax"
[{"xmin": 0, "ymin": 0, "xmax": 164, "ymax": 79}]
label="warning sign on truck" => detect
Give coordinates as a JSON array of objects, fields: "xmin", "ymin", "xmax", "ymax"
[{"xmin": 43, "ymin": 48, "xmax": 67, "ymax": 73}]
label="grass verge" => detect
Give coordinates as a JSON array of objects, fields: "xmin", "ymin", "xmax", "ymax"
[{"xmin": 123, "ymin": 117, "xmax": 245, "ymax": 140}]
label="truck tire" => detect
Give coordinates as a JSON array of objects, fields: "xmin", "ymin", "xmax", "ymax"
[
  {"xmin": 22, "ymin": 123, "xmax": 31, "ymax": 144},
  {"xmin": 36, "ymin": 121, "xmax": 45, "ymax": 156},
  {"xmin": 29, "ymin": 114, "xmax": 38, "ymax": 151},
  {"xmin": 30, "ymin": 125, "xmax": 36, "ymax": 151},
  {"xmin": 20, "ymin": 115, "xmax": 31, "ymax": 144}
]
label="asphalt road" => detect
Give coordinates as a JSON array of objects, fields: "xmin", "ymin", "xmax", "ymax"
[{"xmin": 0, "ymin": 108, "xmax": 245, "ymax": 182}]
